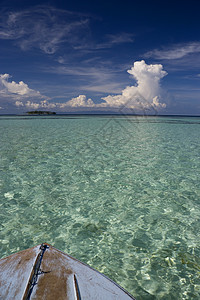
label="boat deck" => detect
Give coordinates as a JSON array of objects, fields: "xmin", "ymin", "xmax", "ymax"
[{"xmin": 0, "ymin": 243, "xmax": 135, "ymax": 299}]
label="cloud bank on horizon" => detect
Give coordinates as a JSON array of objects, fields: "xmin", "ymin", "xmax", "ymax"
[{"xmin": 0, "ymin": 60, "xmax": 167, "ymax": 113}]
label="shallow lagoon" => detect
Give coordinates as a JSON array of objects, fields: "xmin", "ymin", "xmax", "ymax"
[{"xmin": 0, "ymin": 115, "xmax": 200, "ymax": 299}]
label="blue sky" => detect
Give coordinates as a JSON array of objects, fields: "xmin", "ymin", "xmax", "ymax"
[{"xmin": 0, "ymin": 0, "xmax": 200, "ymax": 114}]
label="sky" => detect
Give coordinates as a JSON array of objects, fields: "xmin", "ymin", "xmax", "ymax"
[{"xmin": 0, "ymin": 0, "xmax": 200, "ymax": 115}]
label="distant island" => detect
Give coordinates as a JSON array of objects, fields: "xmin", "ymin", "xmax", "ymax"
[{"xmin": 27, "ymin": 111, "xmax": 56, "ymax": 115}]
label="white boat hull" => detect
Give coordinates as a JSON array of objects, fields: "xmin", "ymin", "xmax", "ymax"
[{"xmin": 0, "ymin": 243, "xmax": 135, "ymax": 299}]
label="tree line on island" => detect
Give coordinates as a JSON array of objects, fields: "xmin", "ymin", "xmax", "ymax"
[{"xmin": 27, "ymin": 111, "xmax": 56, "ymax": 115}]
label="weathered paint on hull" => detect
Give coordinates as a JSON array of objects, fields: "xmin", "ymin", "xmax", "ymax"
[{"xmin": 0, "ymin": 243, "xmax": 136, "ymax": 299}]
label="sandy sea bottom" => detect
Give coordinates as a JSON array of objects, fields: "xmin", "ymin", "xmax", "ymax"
[{"xmin": 0, "ymin": 115, "xmax": 200, "ymax": 299}]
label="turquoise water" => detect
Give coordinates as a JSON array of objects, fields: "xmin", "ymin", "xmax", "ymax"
[{"xmin": 0, "ymin": 115, "xmax": 200, "ymax": 299}]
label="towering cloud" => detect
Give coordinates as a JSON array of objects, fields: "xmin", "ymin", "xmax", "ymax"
[
  {"xmin": 56, "ymin": 60, "xmax": 167, "ymax": 112},
  {"xmin": 100, "ymin": 60, "xmax": 167, "ymax": 112}
]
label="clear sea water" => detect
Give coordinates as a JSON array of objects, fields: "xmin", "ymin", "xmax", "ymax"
[{"xmin": 0, "ymin": 115, "xmax": 200, "ymax": 299}]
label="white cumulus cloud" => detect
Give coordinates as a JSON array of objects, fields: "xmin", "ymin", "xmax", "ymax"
[
  {"xmin": 15, "ymin": 100, "xmax": 24, "ymax": 106},
  {"xmin": 100, "ymin": 60, "xmax": 167, "ymax": 111},
  {"xmin": 25, "ymin": 101, "xmax": 40, "ymax": 109},
  {"xmin": 0, "ymin": 73, "xmax": 42, "ymax": 97},
  {"xmin": 16, "ymin": 100, "xmax": 56, "ymax": 109},
  {"xmin": 59, "ymin": 95, "xmax": 95, "ymax": 108}
]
